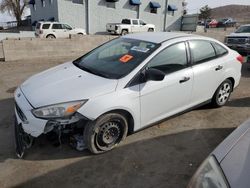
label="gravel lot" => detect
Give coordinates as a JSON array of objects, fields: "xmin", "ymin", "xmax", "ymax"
[{"xmin": 0, "ymin": 58, "xmax": 249, "ymax": 188}]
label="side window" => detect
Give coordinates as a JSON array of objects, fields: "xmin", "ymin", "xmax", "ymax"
[
  {"xmin": 63, "ymin": 24, "xmax": 72, "ymax": 30},
  {"xmin": 139, "ymin": 20, "xmax": 145, "ymax": 25},
  {"xmin": 132, "ymin": 20, "xmax": 139, "ymax": 25},
  {"xmin": 189, "ymin": 40, "xmax": 216, "ymax": 64},
  {"xmin": 148, "ymin": 42, "xmax": 188, "ymax": 74},
  {"xmin": 212, "ymin": 42, "xmax": 228, "ymax": 56},
  {"xmin": 42, "ymin": 24, "xmax": 50, "ymax": 29},
  {"xmin": 52, "ymin": 24, "xmax": 63, "ymax": 29}
]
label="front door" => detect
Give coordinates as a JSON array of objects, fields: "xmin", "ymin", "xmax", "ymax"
[{"xmin": 140, "ymin": 42, "xmax": 193, "ymax": 127}]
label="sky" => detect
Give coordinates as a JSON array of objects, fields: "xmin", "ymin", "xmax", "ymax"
[
  {"xmin": 1, "ymin": 0, "xmax": 250, "ymax": 22},
  {"xmin": 186, "ymin": 0, "xmax": 250, "ymax": 14}
]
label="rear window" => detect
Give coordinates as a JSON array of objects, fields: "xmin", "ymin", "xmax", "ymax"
[
  {"xmin": 122, "ymin": 19, "xmax": 131, "ymax": 24},
  {"xmin": 42, "ymin": 24, "xmax": 50, "ymax": 29},
  {"xmin": 52, "ymin": 24, "xmax": 63, "ymax": 29},
  {"xmin": 36, "ymin": 23, "xmax": 41, "ymax": 29}
]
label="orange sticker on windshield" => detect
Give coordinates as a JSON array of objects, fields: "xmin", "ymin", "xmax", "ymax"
[{"xmin": 119, "ymin": 54, "xmax": 133, "ymax": 63}]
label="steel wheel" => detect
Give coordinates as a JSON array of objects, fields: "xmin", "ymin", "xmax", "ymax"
[
  {"xmin": 95, "ymin": 120, "xmax": 123, "ymax": 151},
  {"xmin": 84, "ymin": 113, "xmax": 128, "ymax": 154}
]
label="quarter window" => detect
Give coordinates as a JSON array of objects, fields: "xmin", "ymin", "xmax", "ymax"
[
  {"xmin": 212, "ymin": 42, "xmax": 228, "ymax": 56},
  {"xmin": 148, "ymin": 42, "xmax": 188, "ymax": 74},
  {"xmin": 189, "ymin": 40, "xmax": 216, "ymax": 64}
]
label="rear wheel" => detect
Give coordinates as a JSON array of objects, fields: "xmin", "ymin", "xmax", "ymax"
[
  {"xmin": 212, "ymin": 79, "xmax": 232, "ymax": 107},
  {"xmin": 121, "ymin": 30, "xmax": 128, "ymax": 36},
  {"xmin": 148, "ymin": 28, "xmax": 154, "ymax": 32},
  {"xmin": 46, "ymin": 34, "xmax": 56, "ymax": 39},
  {"xmin": 84, "ymin": 113, "xmax": 128, "ymax": 154}
]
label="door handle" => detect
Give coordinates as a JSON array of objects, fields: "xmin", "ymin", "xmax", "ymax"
[
  {"xmin": 179, "ymin": 77, "xmax": 190, "ymax": 83},
  {"xmin": 215, "ymin": 65, "xmax": 223, "ymax": 71}
]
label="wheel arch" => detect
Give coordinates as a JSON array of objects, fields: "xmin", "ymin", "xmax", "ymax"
[
  {"xmin": 100, "ymin": 109, "xmax": 134, "ymax": 135},
  {"xmin": 46, "ymin": 33, "xmax": 56, "ymax": 38},
  {"xmin": 227, "ymin": 77, "xmax": 235, "ymax": 91}
]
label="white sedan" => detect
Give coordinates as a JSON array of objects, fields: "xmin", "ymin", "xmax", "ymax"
[{"xmin": 14, "ymin": 32, "xmax": 243, "ymax": 157}]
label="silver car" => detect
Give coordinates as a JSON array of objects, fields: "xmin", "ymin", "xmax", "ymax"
[{"xmin": 188, "ymin": 119, "xmax": 250, "ymax": 188}]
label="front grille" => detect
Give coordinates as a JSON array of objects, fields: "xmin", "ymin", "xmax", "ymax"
[
  {"xmin": 227, "ymin": 37, "xmax": 247, "ymax": 44},
  {"xmin": 15, "ymin": 102, "xmax": 27, "ymax": 122}
]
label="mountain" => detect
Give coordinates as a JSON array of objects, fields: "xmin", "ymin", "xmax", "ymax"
[{"xmin": 211, "ymin": 5, "xmax": 250, "ymax": 23}]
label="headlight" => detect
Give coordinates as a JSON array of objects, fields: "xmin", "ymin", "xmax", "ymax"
[
  {"xmin": 224, "ymin": 37, "xmax": 228, "ymax": 43},
  {"xmin": 188, "ymin": 156, "xmax": 229, "ymax": 188},
  {"xmin": 32, "ymin": 100, "xmax": 87, "ymax": 119}
]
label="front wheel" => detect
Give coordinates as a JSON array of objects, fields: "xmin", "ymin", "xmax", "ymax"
[
  {"xmin": 148, "ymin": 28, "xmax": 154, "ymax": 32},
  {"xmin": 212, "ymin": 79, "xmax": 232, "ymax": 107},
  {"xmin": 84, "ymin": 113, "xmax": 128, "ymax": 154}
]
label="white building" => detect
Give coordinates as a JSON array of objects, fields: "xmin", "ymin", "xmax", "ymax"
[{"xmin": 29, "ymin": 0, "xmax": 186, "ymax": 34}]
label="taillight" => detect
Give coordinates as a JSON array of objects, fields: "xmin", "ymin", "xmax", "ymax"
[
  {"xmin": 236, "ymin": 55, "xmax": 244, "ymax": 64},
  {"xmin": 39, "ymin": 30, "xmax": 43, "ymax": 34}
]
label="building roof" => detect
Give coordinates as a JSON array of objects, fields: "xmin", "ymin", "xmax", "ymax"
[{"xmin": 123, "ymin": 32, "xmax": 194, "ymax": 44}]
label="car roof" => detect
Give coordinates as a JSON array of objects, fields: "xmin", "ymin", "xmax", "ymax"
[
  {"xmin": 240, "ymin": 24, "xmax": 250, "ymax": 27},
  {"xmin": 38, "ymin": 21, "xmax": 60, "ymax": 24},
  {"xmin": 122, "ymin": 32, "xmax": 196, "ymax": 44}
]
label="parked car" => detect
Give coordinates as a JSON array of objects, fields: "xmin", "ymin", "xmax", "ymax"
[
  {"xmin": 35, "ymin": 21, "xmax": 86, "ymax": 39},
  {"xmin": 106, "ymin": 18, "xmax": 155, "ymax": 35},
  {"xmin": 217, "ymin": 18, "xmax": 237, "ymax": 28},
  {"xmin": 14, "ymin": 32, "xmax": 243, "ymax": 158},
  {"xmin": 224, "ymin": 24, "xmax": 250, "ymax": 55},
  {"xmin": 188, "ymin": 118, "xmax": 250, "ymax": 188},
  {"xmin": 208, "ymin": 19, "xmax": 218, "ymax": 28}
]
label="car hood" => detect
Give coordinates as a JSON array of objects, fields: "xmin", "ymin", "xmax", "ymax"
[
  {"xmin": 212, "ymin": 119, "xmax": 250, "ymax": 188},
  {"xmin": 227, "ymin": 32, "xmax": 250, "ymax": 37},
  {"xmin": 21, "ymin": 62, "xmax": 118, "ymax": 108}
]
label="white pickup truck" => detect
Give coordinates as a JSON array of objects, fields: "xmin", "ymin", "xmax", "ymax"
[{"xmin": 106, "ymin": 18, "xmax": 155, "ymax": 35}]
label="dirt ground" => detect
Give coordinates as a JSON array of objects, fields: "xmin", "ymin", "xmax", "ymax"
[{"xmin": 0, "ymin": 58, "xmax": 250, "ymax": 188}]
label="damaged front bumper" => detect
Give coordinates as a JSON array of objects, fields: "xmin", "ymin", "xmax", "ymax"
[{"xmin": 14, "ymin": 88, "xmax": 88, "ymax": 158}]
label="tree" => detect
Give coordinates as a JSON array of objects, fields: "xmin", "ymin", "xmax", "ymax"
[
  {"xmin": 199, "ymin": 5, "xmax": 211, "ymax": 20},
  {"xmin": 0, "ymin": 0, "xmax": 28, "ymax": 26}
]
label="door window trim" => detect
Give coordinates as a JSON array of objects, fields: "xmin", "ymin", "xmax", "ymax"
[
  {"xmin": 126, "ymin": 41, "xmax": 191, "ymax": 88},
  {"xmin": 187, "ymin": 39, "xmax": 219, "ymax": 65}
]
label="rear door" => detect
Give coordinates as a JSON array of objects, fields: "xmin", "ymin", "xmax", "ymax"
[
  {"xmin": 189, "ymin": 40, "xmax": 226, "ymax": 106},
  {"xmin": 131, "ymin": 19, "xmax": 140, "ymax": 33}
]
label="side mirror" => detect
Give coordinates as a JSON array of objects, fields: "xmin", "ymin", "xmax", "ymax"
[{"xmin": 145, "ymin": 68, "xmax": 165, "ymax": 81}]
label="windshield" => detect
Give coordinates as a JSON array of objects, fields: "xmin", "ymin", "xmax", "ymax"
[
  {"xmin": 235, "ymin": 26, "xmax": 250, "ymax": 33},
  {"xmin": 73, "ymin": 38, "xmax": 159, "ymax": 79}
]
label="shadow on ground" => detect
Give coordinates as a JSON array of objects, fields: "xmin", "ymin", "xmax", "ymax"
[
  {"xmin": 13, "ymin": 128, "xmax": 234, "ymax": 188},
  {"xmin": 242, "ymin": 62, "xmax": 250, "ymax": 78},
  {"xmin": 226, "ymin": 97, "xmax": 250, "ymax": 108}
]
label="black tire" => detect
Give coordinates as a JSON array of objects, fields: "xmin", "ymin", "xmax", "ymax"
[
  {"xmin": 212, "ymin": 79, "xmax": 232, "ymax": 107},
  {"xmin": 148, "ymin": 28, "xmax": 154, "ymax": 32},
  {"xmin": 46, "ymin": 34, "xmax": 56, "ymax": 39},
  {"xmin": 77, "ymin": 33, "xmax": 84, "ymax": 36},
  {"xmin": 84, "ymin": 113, "xmax": 128, "ymax": 154},
  {"xmin": 121, "ymin": 30, "xmax": 128, "ymax": 36}
]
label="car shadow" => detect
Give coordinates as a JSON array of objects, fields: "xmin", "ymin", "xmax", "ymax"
[
  {"xmin": 226, "ymin": 97, "xmax": 250, "ymax": 108},
  {"xmin": 242, "ymin": 61, "xmax": 250, "ymax": 78},
  {"xmin": 12, "ymin": 128, "xmax": 234, "ymax": 188}
]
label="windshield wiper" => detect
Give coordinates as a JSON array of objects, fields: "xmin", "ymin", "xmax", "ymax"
[{"xmin": 73, "ymin": 62, "xmax": 111, "ymax": 79}]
